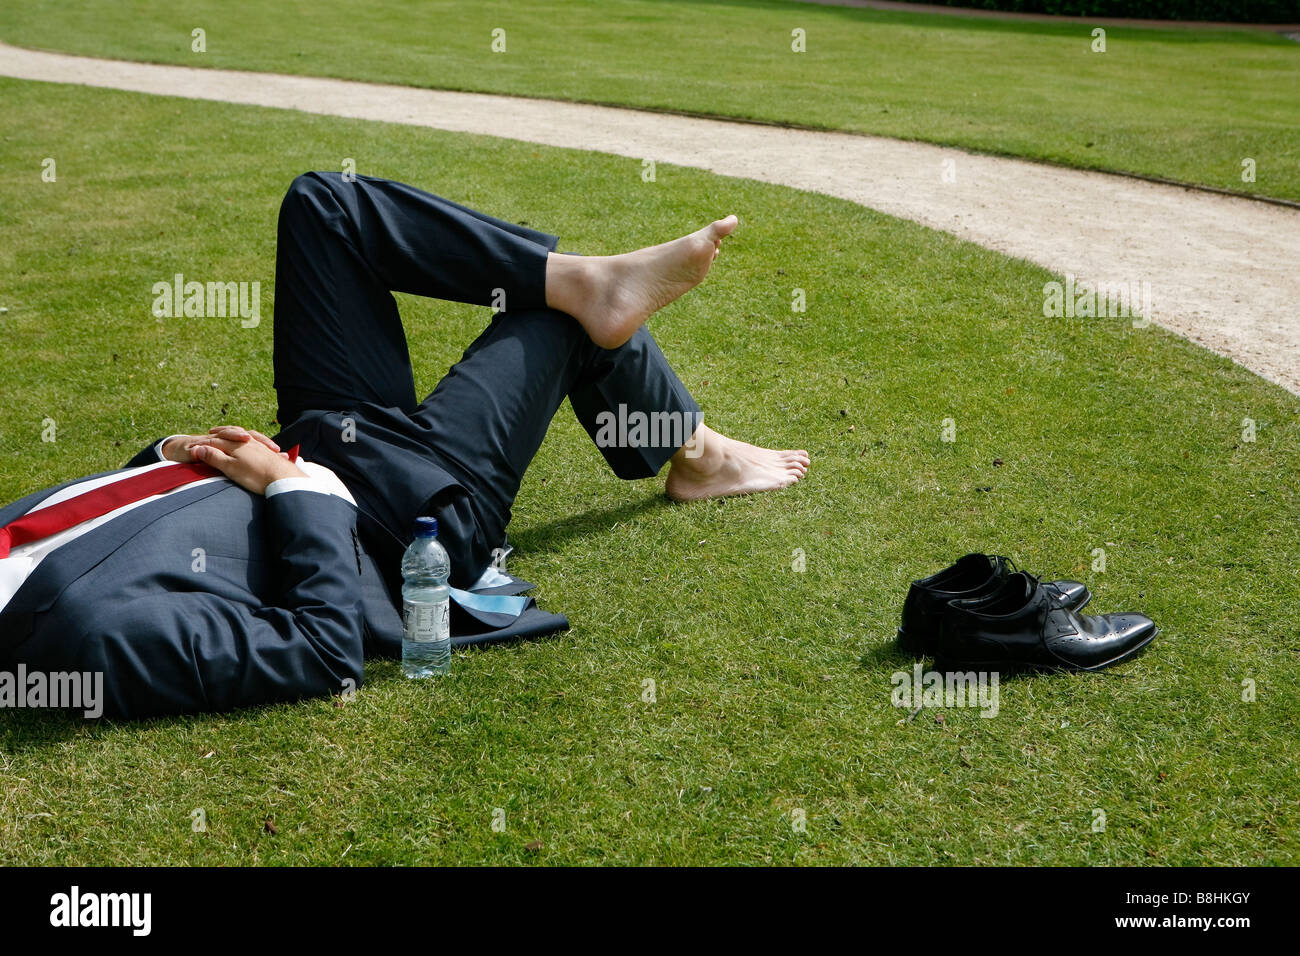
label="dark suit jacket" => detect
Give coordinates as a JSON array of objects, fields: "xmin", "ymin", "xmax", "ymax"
[{"xmin": 0, "ymin": 418, "xmax": 567, "ymax": 719}]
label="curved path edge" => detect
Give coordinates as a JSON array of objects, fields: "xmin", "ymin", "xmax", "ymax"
[{"xmin": 2, "ymin": 42, "xmax": 1297, "ymax": 395}]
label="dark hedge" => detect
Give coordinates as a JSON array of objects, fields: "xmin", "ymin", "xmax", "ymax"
[{"xmin": 888, "ymin": 1, "xmax": 1299, "ymax": 23}]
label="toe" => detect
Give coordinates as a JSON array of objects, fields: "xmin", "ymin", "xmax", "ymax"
[{"xmin": 710, "ymin": 215, "xmax": 739, "ymax": 239}]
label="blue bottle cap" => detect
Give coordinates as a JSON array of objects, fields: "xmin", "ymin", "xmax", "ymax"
[{"xmin": 413, "ymin": 516, "xmax": 438, "ymax": 537}]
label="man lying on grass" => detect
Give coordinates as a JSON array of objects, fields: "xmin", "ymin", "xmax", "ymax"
[{"xmin": 0, "ymin": 172, "xmax": 809, "ymax": 719}]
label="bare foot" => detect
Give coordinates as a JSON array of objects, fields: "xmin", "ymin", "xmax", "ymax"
[
  {"xmin": 665, "ymin": 424, "xmax": 809, "ymax": 502},
  {"xmin": 547, "ymin": 215, "xmax": 739, "ymax": 349}
]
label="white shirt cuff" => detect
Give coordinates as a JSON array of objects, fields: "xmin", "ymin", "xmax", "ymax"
[
  {"xmin": 155, "ymin": 434, "xmax": 188, "ymax": 461},
  {"xmin": 265, "ymin": 476, "xmax": 335, "ymax": 499}
]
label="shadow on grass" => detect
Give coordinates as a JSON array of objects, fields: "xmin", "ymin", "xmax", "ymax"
[
  {"xmin": 0, "ymin": 706, "xmax": 226, "ymax": 753},
  {"xmin": 0, "ymin": 709, "xmax": 90, "ymax": 752},
  {"xmin": 858, "ymin": 640, "xmax": 918, "ymax": 671},
  {"xmin": 858, "ymin": 640, "xmax": 1157, "ymax": 682},
  {"xmin": 507, "ymin": 491, "xmax": 670, "ymax": 554},
  {"xmin": 0, "ymin": 689, "xmax": 350, "ymax": 753}
]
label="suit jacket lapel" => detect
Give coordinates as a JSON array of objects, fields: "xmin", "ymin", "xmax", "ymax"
[{"xmin": 0, "ymin": 479, "xmax": 233, "ymax": 641}]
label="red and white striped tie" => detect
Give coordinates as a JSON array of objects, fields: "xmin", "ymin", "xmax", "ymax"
[{"xmin": 0, "ymin": 445, "xmax": 299, "ymax": 559}]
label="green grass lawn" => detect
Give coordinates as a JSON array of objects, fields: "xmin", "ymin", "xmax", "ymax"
[
  {"xmin": 1, "ymin": 76, "xmax": 1298, "ymax": 865},
  {"xmin": 2, "ymin": 0, "xmax": 1298, "ymax": 200}
]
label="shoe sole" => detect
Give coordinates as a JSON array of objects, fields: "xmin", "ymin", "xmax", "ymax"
[{"xmin": 934, "ymin": 627, "xmax": 1157, "ymax": 675}]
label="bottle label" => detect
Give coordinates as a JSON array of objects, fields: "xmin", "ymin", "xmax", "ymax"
[{"xmin": 404, "ymin": 599, "xmax": 450, "ymax": 644}]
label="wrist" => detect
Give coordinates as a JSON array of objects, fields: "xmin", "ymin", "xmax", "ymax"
[
  {"xmin": 262, "ymin": 462, "xmax": 308, "ymax": 493},
  {"xmin": 160, "ymin": 436, "xmax": 183, "ymax": 461}
]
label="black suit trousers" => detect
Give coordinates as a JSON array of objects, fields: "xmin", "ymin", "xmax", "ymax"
[{"xmin": 270, "ymin": 172, "xmax": 702, "ymax": 577}]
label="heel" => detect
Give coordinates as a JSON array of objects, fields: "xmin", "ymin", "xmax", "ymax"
[{"xmin": 895, "ymin": 626, "xmax": 935, "ymax": 657}]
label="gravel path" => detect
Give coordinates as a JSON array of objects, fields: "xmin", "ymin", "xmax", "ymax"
[{"xmin": 3, "ymin": 42, "xmax": 1297, "ymax": 394}]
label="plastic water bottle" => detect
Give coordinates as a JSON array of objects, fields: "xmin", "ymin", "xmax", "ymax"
[{"xmin": 401, "ymin": 516, "xmax": 451, "ymax": 678}]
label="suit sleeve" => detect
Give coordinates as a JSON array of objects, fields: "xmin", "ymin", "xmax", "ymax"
[{"xmin": 81, "ymin": 491, "xmax": 369, "ymax": 719}]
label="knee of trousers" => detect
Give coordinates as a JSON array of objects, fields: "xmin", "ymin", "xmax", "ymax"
[
  {"xmin": 278, "ymin": 171, "xmax": 349, "ymax": 227},
  {"xmin": 284, "ymin": 170, "xmax": 342, "ymax": 201}
]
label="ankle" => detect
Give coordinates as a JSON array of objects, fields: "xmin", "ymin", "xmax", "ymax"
[
  {"xmin": 672, "ymin": 425, "xmax": 720, "ymax": 473},
  {"xmin": 545, "ymin": 253, "xmax": 596, "ymax": 315}
]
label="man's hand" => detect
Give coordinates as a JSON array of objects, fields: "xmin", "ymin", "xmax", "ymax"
[
  {"xmin": 168, "ymin": 426, "xmax": 307, "ymax": 495},
  {"xmin": 161, "ymin": 427, "xmax": 281, "ymax": 464}
]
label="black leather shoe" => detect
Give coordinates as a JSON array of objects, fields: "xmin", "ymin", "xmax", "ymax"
[
  {"xmin": 898, "ymin": 554, "xmax": 1088, "ymax": 657},
  {"xmin": 935, "ymin": 571, "xmax": 1156, "ymax": 672}
]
